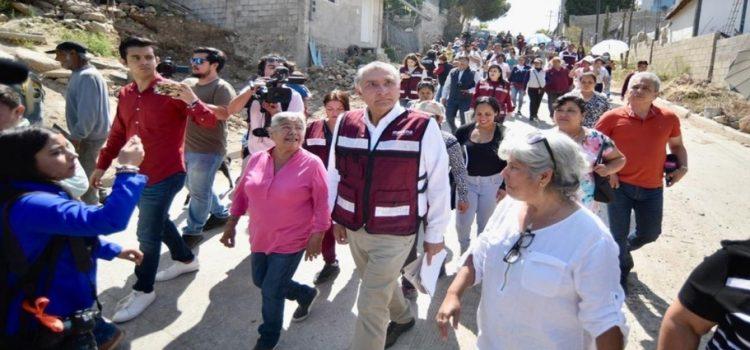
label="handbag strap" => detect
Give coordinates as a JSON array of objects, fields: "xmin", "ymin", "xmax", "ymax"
[{"xmin": 595, "ymin": 133, "xmax": 606, "ymax": 165}]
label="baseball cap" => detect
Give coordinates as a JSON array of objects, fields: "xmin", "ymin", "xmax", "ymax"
[{"xmin": 45, "ymin": 41, "xmax": 88, "ymax": 54}]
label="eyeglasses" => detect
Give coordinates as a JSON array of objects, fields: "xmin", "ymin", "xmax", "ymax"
[
  {"xmin": 503, "ymin": 228, "xmax": 535, "ymax": 264},
  {"xmin": 527, "ymin": 133, "xmax": 557, "ymax": 171},
  {"xmin": 190, "ymin": 57, "xmax": 207, "ymax": 65},
  {"xmin": 499, "ymin": 228, "xmax": 535, "ymax": 291}
]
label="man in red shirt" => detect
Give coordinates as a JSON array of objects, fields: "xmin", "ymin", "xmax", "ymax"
[
  {"xmin": 91, "ymin": 36, "xmax": 219, "ymax": 322},
  {"xmin": 544, "ymin": 57, "xmax": 571, "ymax": 116},
  {"xmin": 596, "ymin": 72, "xmax": 689, "ymax": 292}
]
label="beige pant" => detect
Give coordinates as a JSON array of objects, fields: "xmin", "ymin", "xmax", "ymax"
[{"xmin": 348, "ymin": 228, "xmax": 415, "ymax": 350}]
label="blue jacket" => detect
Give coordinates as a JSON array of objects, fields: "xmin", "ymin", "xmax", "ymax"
[
  {"xmin": 509, "ymin": 65, "xmax": 531, "ymax": 87},
  {"xmin": 2, "ymin": 173, "xmax": 146, "ymax": 335}
]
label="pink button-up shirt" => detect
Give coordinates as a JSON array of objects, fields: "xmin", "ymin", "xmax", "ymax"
[{"xmin": 231, "ymin": 147, "xmax": 331, "ymax": 254}]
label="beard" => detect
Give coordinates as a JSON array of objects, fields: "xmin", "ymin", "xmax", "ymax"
[{"xmin": 192, "ymin": 72, "xmax": 207, "ymax": 79}]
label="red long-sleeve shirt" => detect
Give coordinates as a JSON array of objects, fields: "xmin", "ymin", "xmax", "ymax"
[{"xmin": 96, "ymin": 75, "xmax": 217, "ymax": 185}]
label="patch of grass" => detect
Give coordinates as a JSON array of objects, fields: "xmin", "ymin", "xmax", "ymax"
[
  {"xmin": 0, "ymin": 0, "xmax": 11, "ymax": 13},
  {"xmin": 61, "ymin": 29, "xmax": 118, "ymax": 58}
]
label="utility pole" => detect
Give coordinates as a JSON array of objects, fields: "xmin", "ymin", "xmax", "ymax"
[
  {"xmin": 740, "ymin": 0, "xmax": 749, "ymax": 33},
  {"xmin": 595, "ymin": 0, "xmax": 602, "ymax": 43}
]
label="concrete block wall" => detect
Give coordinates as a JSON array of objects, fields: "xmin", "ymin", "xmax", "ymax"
[
  {"xmin": 569, "ymin": 10, "xmax": 661, "ymax": 46},
  {"xmin": 714, "ymin": 34, "xmax": 750, "ymax": 86},
  {"xmin": 630, "ymin": 39, "xmax": 653, "ymax": 64},
  {"xmin": 416, "ymin": 0, "xmax": 446, "ymax": 51},
  {"xmin": 175, "ymin": 0, "xmax": 310, "ymax": 66},
  {"xmin": 648, "ymin": 33, "xmax": 719, "ymax": 81}
]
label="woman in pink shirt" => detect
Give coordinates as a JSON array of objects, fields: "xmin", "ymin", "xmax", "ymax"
[{"xmin": 220, "ymin": 112, "xmax": 330, "ymax": 350}]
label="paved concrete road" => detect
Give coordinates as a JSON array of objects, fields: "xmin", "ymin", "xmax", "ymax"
[{"xmin": 96, "ymin": 93, "xmax": 750, "ymax": 349}]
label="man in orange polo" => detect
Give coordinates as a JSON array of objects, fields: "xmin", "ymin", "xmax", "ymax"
[{"xmin": 596, "ymin": 72, "xmax": 688, "ymax": 292}]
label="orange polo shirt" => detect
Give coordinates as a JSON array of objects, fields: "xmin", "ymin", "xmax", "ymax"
[{"xmin": 595, "ymin": 105, "xmax": 681, "ymax": 189}]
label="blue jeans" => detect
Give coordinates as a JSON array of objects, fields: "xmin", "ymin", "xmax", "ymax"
[
  {"xmin": 183, "ymin": 152, "xmax": 229, "ymax": 235},
  {"xmin": 133, "ymin": 172, "xmax": 194, "ymax": 293},
  {"xmin": 607, "ymin": 182, "xmax": 664, "ymax": 279},
  {"xmin": 251, "ymin": 251, "xmax": 315, "ymax": 348},
  {"xmin": 510, "ymin": 85, "xmax": 525, "ymax": 112},
  {"xmin": 445, "ymin": 98, "xmax": 470, "ymax": 133},
  {"xmin": 455, "ymin": 174, "xmax": 502, "ymax": 253}
]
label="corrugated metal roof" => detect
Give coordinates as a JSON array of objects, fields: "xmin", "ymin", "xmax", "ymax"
[{"xmin": 665, "ymin": 0, "xmax": 694, "ymax": 20}]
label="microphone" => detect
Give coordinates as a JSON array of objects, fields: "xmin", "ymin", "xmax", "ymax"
[{"xmin": 0, "ymin": 59, "xmax": 30, "ymax": 85}]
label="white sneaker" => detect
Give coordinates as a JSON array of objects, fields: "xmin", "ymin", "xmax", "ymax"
[
  {"xmin": 112, "ymin": 290, "xmax": 155, "ymax": 323},
  {"xmin": 155, "ymin": 258, "xmax": 200, "ymax": 282}
]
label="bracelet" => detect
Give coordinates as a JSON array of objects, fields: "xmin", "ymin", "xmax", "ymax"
[
  {"xmin": 187, "ymin": 99, "xmax": 200, "ymax": 108},
  {"xmin": 115, "ymin": 165, "xmax": 140, "ymax": 174}
]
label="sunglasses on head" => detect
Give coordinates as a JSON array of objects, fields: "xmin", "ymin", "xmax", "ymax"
[{"xmin": 527, "ymin": 133, "xmax": 557, "ymax": 172}]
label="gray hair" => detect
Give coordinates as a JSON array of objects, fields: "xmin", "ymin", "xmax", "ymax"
[
  {"xmin": 269, "ymin": 111, "xmax": 306, "ymax": 130},
  {"xmin": 629, "ymin": 71, "xmax": 661, "ymax": 92},
  {"xmin": 354, "ymin": 61, "xmax": 400, "ymax": 87},
  {"xmin": 498, "ymin": 129, "xmax": 589, "ymax": 199}
]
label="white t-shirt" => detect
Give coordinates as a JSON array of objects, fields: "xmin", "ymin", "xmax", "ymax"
[{"xmin": 463, "ymin": 198, "xmax": 628, "ymax": 350}]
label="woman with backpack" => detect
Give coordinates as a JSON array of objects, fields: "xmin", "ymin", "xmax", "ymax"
[{"xmin": 0, "ymin": 128, "xmax": 145, "ymax": 349}]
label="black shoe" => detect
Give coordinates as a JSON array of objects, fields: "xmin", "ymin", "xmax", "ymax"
[
  {"xmin": 252, "ymin": 342, "xmax": 276, "ymax": 350},
  {"xmin": 202, "ymin": 215, "xmax": 229, "ymax": 231},
  {"xmin": 292, "ymin": 288, "xmax": 319, "ymax": 322},
  {"xmin": 384, "ymin": 318, "xmax": 415, "ymax": 348},
  {"xmin": 182, "ymin": 234, "xmax": 203, "ymax": 249},
  {"xmin": 314, "ymin": 261, "xmax": 340, "ymax": 285}
]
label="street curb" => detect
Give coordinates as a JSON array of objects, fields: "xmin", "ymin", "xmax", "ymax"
[{"xmin": 654, "ymin": 98, "xmax": 750, "ymax": 146}]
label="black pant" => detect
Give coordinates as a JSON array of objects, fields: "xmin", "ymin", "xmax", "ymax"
[
  {"xmin": 595, "ymin": 83, "xmax": 604, "ymax": 93},
  {"xmin": 527, "ymin": 88, "xmax": 544, "ymax": 118},
  {"xmin": 547, "ymin": 91, "xmax": 565, "ymax": 117}
]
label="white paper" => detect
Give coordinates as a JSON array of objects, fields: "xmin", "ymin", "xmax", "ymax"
[{"xmin": 420, "ymin": 249, "xmax": 448, "ymax": 297}]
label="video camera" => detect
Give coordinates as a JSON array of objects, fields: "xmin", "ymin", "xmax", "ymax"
[
  {"xmin": 156, "ymin": 57, "xmax": 190, "ymax": 78},
  {"xmin": 250, "ymin": 66, "xmax": 303, "ymax": 138}
]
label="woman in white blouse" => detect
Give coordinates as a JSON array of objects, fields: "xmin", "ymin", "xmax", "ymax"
[{"xmin": 436, "ymin": 129, "xmax": 628, "ymax": 349}]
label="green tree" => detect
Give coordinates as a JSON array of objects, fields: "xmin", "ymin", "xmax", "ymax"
[
  {"xmin": 443, "ymin": 0, "xmax": 511, "ymax": 28},
  {"xmin": 565, "ymin": 0, "xmax": 633, "ymax": 16}
]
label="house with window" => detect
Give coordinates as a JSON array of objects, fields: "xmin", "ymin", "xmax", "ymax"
[{"xmin": 665, "ymin": 0, "xmax": 750, "ymax": 42}]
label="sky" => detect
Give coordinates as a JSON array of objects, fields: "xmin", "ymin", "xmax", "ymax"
[{"xmin": 473, "ymin": 0, "xmax": 563, "ymax": 36}]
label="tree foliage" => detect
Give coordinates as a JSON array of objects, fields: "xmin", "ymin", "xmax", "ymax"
[
  {"xmin": 442, "ymin": 0, "xmax": 511, "ymax": 23},
  {"xmin": 384, "ymin": 0, "xmax": 425, "ymax": 18},
  {"xmin": 565, "ymin": 0, "xmax": 634, "ymax": 16}
]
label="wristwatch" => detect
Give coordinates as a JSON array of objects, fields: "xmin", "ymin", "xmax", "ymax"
[{"xmin": 115, "ymin": 165, "xmax": 140, "ymax": 174}]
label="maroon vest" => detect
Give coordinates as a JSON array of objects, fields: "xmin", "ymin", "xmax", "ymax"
[
  {"xmin": 303, "ymin": 119, "xmax": 331, "ymax": 167},
  {"xmin": 331, "ymin": 109, "xmax": 430, "ymax": 235},
  {"xmin": 399, "ymin": 67, "xmax": 423, "ymax": 100}
]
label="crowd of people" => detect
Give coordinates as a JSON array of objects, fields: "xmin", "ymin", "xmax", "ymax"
[{"xmin": 0, "ymin": 30, "xmax": 745, "ymax": 350}]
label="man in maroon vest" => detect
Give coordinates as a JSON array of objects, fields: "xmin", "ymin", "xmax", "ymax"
[{"xmin": 328, "ymin": 61, "xmax": 451, "ymax": 349}]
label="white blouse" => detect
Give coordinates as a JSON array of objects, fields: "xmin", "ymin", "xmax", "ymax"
[{"xmin": 463, "ymin": 198, "xmax": 628, "ymax": 349}]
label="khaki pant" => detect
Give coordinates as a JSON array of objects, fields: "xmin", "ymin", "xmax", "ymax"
[{"xmin": 348, "ymin": 228, "xmax": 415, "ymax": 350}]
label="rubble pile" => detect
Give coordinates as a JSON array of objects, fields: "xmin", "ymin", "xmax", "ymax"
[
  {"xmin": 662, "ymin": 74, "xmax": 750, "ymax": 134},
  {"xmin": 306, "ymin": 60, "xmax": 358, "ymax": 96}
]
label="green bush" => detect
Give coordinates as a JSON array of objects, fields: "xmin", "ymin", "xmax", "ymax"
[
  {"xmin": 61, "ymin": 29, "xmax": 117, "ymax": 58},
  {"xmin": 384, "ymin": 46, "xmax": 398, "ymax": 62}
]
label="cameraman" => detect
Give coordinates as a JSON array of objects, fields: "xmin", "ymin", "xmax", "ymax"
[{"xmin": 227, "ymin": 55, "xmax": 304, "ymax": 160}]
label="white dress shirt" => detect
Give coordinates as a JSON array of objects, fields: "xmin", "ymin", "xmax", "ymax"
[
  {"xmin": 462, "ymin": 198, "xmax": 628, "ymax": 349},
  {"xmin": 326, "ymin": 103, "xmax": 451, "ymax": 243},
  {"xmin": 441, "ymin": 68, "xmax": 475, "ymax": 101}
]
